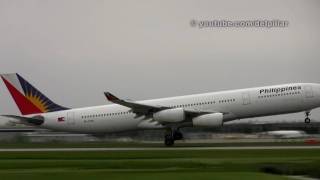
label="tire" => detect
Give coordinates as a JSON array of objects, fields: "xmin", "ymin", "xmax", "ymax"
[
  {"xmin": 164, "ymin": 135, "xmax": 174, "ymax": 146},
  {"xmin": 305, "ymin": 118, "xmax": 311, "ymax": 124},
  {"xmin": 173, "ymin": 131, "xmax": 183, "ymax": 140}
]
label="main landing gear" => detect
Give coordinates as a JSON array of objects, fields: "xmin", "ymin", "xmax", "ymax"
[
  {"xmin": 305, "ymin": 111, "xmax": 311, "ymax": 124},
  {"xmin": 164, "ymin": 128, "xmax": 183, "ymax": 146}
]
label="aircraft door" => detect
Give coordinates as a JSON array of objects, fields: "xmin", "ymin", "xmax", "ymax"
[
  {"xmin": 67, "ymin": 112, "xmax": 75, "ymax": 125},
  {"xmin": 242, "ymin": 92, "xmax": 251, "ymax": 105},
  {"xmin": 304, "ymin": 86, "xmax": 313, "ymax": 98}
]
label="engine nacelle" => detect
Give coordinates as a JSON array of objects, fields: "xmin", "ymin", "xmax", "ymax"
[
  {"xmin": 153, "ymin": 108, "xmax": 185, "ymax": 123},
  {"xmin": 192, "ymin": 113, "xmax": 223, "ymax": 127}
]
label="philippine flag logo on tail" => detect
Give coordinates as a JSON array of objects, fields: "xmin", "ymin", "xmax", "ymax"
[{"xmin": 1, "ymin": 73, "xmax": 69, "ymax": 115}]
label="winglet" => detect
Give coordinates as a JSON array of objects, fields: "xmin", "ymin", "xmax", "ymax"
[{"xmin": 104, "ymin": 92, "xmax": 120, "ymax": 102}]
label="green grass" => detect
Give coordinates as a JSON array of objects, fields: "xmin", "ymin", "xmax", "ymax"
[
  {"xmin": 0, "ymin": 149, "xmax": 319, "ymax": 179},
  {"xmin": 0, "ymin": 171, "xmax": 292, "ymax": 180}
]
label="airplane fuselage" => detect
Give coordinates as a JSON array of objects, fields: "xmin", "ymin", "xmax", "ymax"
[{"xmin": 39, "ymin": 83, "xmax": 320, "ymax": 133}]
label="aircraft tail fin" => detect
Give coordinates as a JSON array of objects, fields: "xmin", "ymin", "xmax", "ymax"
[{"xmin": 1, "ymin": 73, "xmax": 69, "ymax": 115}]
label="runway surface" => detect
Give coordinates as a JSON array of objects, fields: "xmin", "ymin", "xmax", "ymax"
[{"xmin": 0, "ymin": 146, "xmax": 320, "ymax": 152}]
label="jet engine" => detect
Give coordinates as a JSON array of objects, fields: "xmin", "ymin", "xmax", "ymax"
[
  {"xmin": 192, "ymin": 113, "xmax": 223, "ymax": 127},
  {"xmin": 153, "ymin": 108, "xmax": 185, "ymax": 123}
]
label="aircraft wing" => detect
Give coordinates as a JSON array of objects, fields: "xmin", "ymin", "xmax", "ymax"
[
  {"xmin": 183, "ymin": 108, "xmax": 227, "ymax": 116},
  {"xmin": 104, "ymin": 92, "xmax": 169, "ymax": 114},
  {"xmin": 104, "ymin": 92, "xmax": 228, "ymax": 117}
]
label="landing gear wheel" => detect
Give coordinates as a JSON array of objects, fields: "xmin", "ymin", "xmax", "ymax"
[
  {"xmin": 164, "ymin": 128, "xmax": 184, "ymax": 146},
  {"xmin": 305, "ymin": 111, "xmax": 311, "ymax": 124},
  {"xmin": 173, "ymin": 131, "xmax": 183, "ymax": 140},
  {"xmin": 305, "ymin": 117, "xmax": 311, "ymax": 124},
  {"xmin": 164, "ymin": 134, "xmax": 174, "ymax": 146}
]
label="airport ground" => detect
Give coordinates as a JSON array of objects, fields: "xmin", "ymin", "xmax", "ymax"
[{"xmin": 0, "ymin": 141, "xmax": 319, "ymax": 180}]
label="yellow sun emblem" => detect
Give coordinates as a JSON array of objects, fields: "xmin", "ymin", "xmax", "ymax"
[{"xmin": 26, "ymin": 93, "xmax": 49, "ymax": 112}]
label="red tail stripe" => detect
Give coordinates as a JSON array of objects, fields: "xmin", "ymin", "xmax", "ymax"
[{"xmin": 1, "ymin": 76, "xmax": 43, "ymax": 115}]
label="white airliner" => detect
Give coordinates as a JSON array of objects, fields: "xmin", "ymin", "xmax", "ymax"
[{"xmin": 1, "ymin": 73, "xmax": 320, "ymax": 146}]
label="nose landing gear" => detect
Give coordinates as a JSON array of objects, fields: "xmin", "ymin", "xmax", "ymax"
[{"xmin": 305, "ymin": 111, "xmax": 311, "ymax": 124}]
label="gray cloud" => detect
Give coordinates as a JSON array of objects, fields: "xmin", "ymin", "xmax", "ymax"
[{"xmin": 0, "ymin": 0, "xmax": 319, "ymax": 120}]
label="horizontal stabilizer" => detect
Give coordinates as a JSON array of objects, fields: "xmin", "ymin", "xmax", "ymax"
[{"xmin": 1, "ymin": 115, "xmax": 44, "ymax": 126}]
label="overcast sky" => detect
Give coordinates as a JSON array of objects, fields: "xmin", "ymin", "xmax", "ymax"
[{"xmin": 0, "ymin": 0, "xmax": 319, "ymax": 121}]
